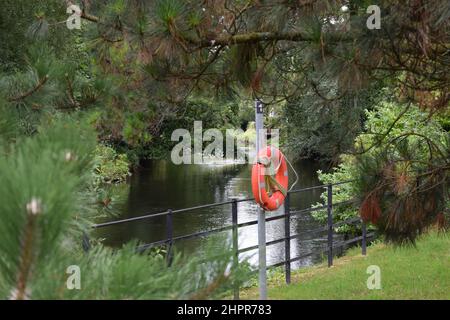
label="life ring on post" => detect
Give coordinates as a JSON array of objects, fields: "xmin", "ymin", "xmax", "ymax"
[{"xmin": 251, "ymin": 146, "xmax": 288, "ymax": 211}]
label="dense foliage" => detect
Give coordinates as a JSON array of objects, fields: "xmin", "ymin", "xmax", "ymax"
[
  {"xmin": 0, "ymin": 118, "xmax": 249, "ymax": 299},
  {"xmin": 285, "ymin": 91, "xmax": 368, "ymax": 162},
  {"xmin": 0, "ymin": 0, "xmax": 76, "ymax": 72},
  {"xmin": 313, "ymin": 101, "xmax": 449, "ymax": 241},
  {"xmin": 93, "ymin": 144, "xmax": 130, "ymax": 185}
]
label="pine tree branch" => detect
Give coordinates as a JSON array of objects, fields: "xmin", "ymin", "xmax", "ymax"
[
  {"xmin": 65, "ymin": 74, "xmax": 80, "ymax": 108},
  {"xmin": 186, "ymin": 31, "xmax": 350, "ymax": 47},
  {"xmin": 80, "ymin": 11, "xmax": 99, "ymax": 23},
  {"xmin": 15, "ymin": 216, "xmax": 36, "ymax": 300},
  {"xmin": 63, "ymin": 0, "xmax": 98, "ymax": 23},
  {"xmin": 78, "ymin": 11, "xmax": 350, "ymax": 47},
  {"xmin": 8, "ymin": 75, "xmax": 49, "ymax": 103},
  {"xmin": 13, "ymin": 199, "xmax": 42, "ymax": 300}
]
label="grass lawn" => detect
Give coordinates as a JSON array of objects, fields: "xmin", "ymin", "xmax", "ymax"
[{"xmin": 239, "ymin": 231, "xmax": 450, "ymax": 299}]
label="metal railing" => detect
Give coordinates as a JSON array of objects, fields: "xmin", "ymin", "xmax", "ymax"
[{"xmin": 91, "ymin": 180, "xmax": 374, "ymax": 299}]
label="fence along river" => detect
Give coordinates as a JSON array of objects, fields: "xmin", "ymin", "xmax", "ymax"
[{"xmin": 93, "ymin": 159, "xmax": 369, "ymax": 270}]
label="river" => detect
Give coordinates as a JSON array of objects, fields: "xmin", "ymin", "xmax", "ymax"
[{"xmin": 94, "ymin": 159, "xmax": 344, "ymax": 269}]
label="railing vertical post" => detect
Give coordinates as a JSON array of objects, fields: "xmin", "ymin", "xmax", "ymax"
[
  {"xmin": 284, "ymin": 193, "xmax": 291, "ymax": 284},
  {"xmin": 327, "ymin": 184, "xmax": 333, "ymax": 267},
  {"xmin": 166, "ymin": 209, "xmax": 173, "ymax": 266},
  {"xmin": 255, "ymin": 99, "xmax": 267, "ymax": 300},
  {"xmin": 361, "ymin": 220, "xmax": 367, "ymax": 256},
  {"xmin": 231, "ymin": 199, "xmax": 239, "ymax": 300}
]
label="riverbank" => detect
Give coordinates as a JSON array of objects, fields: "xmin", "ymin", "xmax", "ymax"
[{"xmin": 239, "ymin": 230, "xmax": 449, "ymax": 299}]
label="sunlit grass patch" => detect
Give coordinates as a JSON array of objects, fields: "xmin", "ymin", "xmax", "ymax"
[{"xmin": 240, "ymin": 231, "xmax": 450, "ymax": 300}]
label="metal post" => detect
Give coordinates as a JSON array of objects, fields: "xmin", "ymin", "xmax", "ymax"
[
  {"xmin": 327, "ymin": 184, "xmax": 333, "ymax": 267},
  {"xmin": 231, "ymin": 199, "xmax": 239, "ymax": 300},
  {"xmin": 361, "ymin": 220, "xmax": 367, "ymax": 256},
  {"xmin": 284, "ymin": 193, "xmax": 291, "ymax": 284},
  {"xmin": 166, "ymin": 209, "xmax": 173, "ymax": 266},
  {"xmin": 255, "ymin": 99, "xmax": 267, "ymax": 300}
]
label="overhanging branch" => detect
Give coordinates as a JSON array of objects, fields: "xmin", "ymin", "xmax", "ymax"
[
  {"xmin": 81, "ymin": 11, "xmax": 99, "ymax": 23},
  {"xmin": 186, "ymin": 31, "xmax": 350, "ymax": 47},
  {"xmin": 79, "ymin": 11, "xmax": 350, "ymax": 47},
  {"xmin": 8, "ymin": 75, "xmax": 49, "ymax": 102}
]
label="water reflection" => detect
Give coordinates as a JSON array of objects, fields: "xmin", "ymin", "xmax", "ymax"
[{"xmin": 95, "ymin": 159, "xmax": 341, "ymax": 269}]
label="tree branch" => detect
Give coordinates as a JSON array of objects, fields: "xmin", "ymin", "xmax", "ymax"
[
  {"xmin": 186, "ymin": 31, "xmax": 349, "ymax": 48},
  {"xmin": 79, "ymin": 11, "xmax": 350, "ymax": 47},
  {"xmin": 8, "ymin": 75, "xmax": 49, "ymax": 103}
]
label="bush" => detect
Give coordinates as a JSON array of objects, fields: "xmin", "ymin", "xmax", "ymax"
[
  {"xmin": 93, "ymin": 144, "xmax": 131, "ymax": 185},
  {"xmin": 312, "ymin": 157, "xmax": 364, "ymax": 235}
]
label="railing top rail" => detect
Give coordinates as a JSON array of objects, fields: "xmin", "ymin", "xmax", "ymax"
[
  {"xmin": 92, "ymin": 180, "xmax": 354, "ymax": 229},
  {"xmin": 289, "ymin": 179, "xmax": 354, "ymax": 193},
  {"xmin": 135, "ymin": 213, "xmax": 364, "ymax": 254}
]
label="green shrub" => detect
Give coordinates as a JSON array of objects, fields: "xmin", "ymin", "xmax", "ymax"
[
  {"xmin": 312, "ymin": 156, "xmax": 364, "ymax": 234},
  {"xmin": 93, "ymin": 144, "xmax": 131, "ymax": 185}
]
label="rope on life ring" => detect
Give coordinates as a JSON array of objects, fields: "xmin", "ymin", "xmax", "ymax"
[{"xmin": 251, "ymin": 146, "xmax": 289, "ymax": 211}]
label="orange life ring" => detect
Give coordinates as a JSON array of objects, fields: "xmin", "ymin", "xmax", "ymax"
[{"xmin": 251, "ymin": 146, "xmax": 288, "ymax": 211}]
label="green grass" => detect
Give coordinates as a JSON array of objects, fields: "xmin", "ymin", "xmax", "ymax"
[{"xmin": 240, "ymin": 231, "xmax": 450, "ymax": 299}]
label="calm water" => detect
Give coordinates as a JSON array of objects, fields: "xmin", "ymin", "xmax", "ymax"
[{"xmin": 95, "ymin": 159, "xmax": 342, "ymax": 268}]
